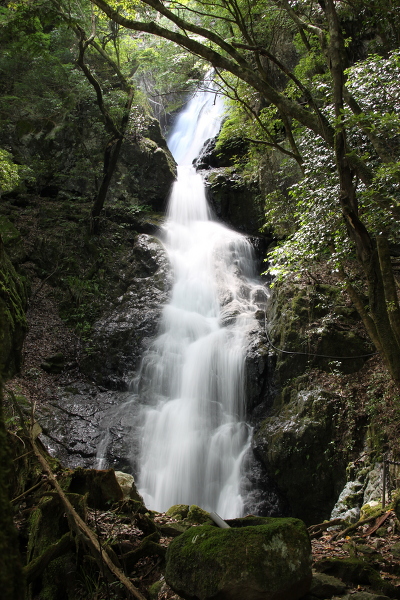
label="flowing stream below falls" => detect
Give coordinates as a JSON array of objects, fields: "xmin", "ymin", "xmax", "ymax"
[{"xmin": 97, "ymin": 78, "xmax": 268, "ymax": 519}]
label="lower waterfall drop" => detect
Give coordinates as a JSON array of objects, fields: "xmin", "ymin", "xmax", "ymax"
[{"xmin": 135, "ymin": 79, "xmax": 263, "ymax": 518}]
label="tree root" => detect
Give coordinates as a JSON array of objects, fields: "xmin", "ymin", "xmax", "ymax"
[{"xmin": 24, "ymin": 532, "xmax": 74, "ymax": 584}]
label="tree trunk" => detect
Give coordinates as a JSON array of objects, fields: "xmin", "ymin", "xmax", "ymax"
[
  {"xmin": 324, "ymin": 0, "xmax": 400, "ymax": 383},
  {"xmin": 90, "ymin": 87, "xmax": 135, "ymax": 234},
  {"xmin": 0, "ymin": 380, "xmax": 25, "ymax": 600},
  {"xmin": 76, "ymin": 26, "xmax": 135, "ymax": 235}
]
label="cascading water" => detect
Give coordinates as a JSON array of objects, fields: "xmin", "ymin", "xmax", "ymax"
[{"xmin": 133, "ymin": 79, "xmax": 265, "ymax": 518}]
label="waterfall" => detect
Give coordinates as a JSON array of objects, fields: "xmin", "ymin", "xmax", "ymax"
[{"xmin": 134, "ymin": 79, "xmax": 263, "ymax": 518}]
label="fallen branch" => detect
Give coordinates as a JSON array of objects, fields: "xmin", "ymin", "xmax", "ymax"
[
  {"xmin": 29, "ymin": 424, "xmax": 147, "ymax": 600},
  {"xmin": 361, "ymin": 510, "xmax": 393, "ymax": 537},
  {"xmin": 308, "ymin": 518, "xmax": 345, "ymax": 538},
  {"xmin": 329, "ymin": 510, "xmax": 391, "ymax": 541}
]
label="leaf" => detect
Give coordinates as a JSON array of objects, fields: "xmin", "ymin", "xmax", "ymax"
[{"xmin": 31, "ymin": 422, "xmax": 42, "ymax": 440}]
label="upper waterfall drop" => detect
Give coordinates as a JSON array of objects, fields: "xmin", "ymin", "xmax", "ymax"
[
  {"xmin": 167, "ymin": 79, "xmax": 225, "ymax": 165},
  {"xmin": 134, "ymin": 78, "xmax": 263, "ymax": 518}
]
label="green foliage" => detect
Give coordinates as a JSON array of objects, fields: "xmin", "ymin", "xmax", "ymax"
[{"xmin": 0, "ymin": 150, "xmax": 20, "ymax": 194}]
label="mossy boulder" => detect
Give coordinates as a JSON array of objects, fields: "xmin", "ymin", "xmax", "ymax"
[
  {"xmin": 166, "ymin": 504, "xmax": 190, "ymax": 520},
  {"xmin": 315, "ymin": 558, "xmax": 398, "ymax": 598},
  {"xmin": 165, "ymin": 517, "xmax": 312, "ymax": 600},
  {"xmin": 40, "ymin": 352, "xmax": 65, "ymax": 374},
  {"xmin": 253, "ymin": 386, "xmax": 347, "ymax": 524},
  {"xmin": 66, "ymin": 468, "xmax": 124, "ymax": 509}
]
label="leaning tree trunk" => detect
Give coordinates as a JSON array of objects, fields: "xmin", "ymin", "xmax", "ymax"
[
  {"xmin": 76, "ymin": 26, "xmax": 135, "ymax": 235},
  {"xmin": 325, "ymin": 0, "xmax": 400, "ymax": 384},
  {"xmin": 90, "ymin": 85, "xmax": 135, "ymax": 234}
]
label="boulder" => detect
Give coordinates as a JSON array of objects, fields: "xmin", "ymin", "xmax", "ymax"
[
  {"xmin": 66, "ymin": 468, "xmax": 124, "ymax": 509},
  {"xmin": 314, "ymin": 558, "xmax": 397, "ymax": 598},
  {"xmin": 165, "ymin": 517, "xmax": 312, "ymax": 600},
  {"xmin": 114, "ymin": 471, "xmax": 143, "ymax": 502},
  {"xmin": 308, "ymin": 572, "xmax": 346, "ymax": 598},
  {"xmin": 40, "ymin": 352, "xmax": 65, "ymax": 374}
]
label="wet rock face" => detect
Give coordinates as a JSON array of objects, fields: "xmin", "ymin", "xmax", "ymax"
[
  {"xmin": 113, "ymin": 120, "xmax": 177, "ymax": 212},
  {"xmin": 250, "ymin": 279, "xmax": 373, "ymax": 524},
  {"xmin": 165, "ymin": 517, "xmax": 312, "ymax": 600},
  {"xmin": 253, "ymin": 387, "xmax": 348, "ymax": 525},
  {"xmin": 81, "ymin": 233, "xmax": 172, "ymax": 390},
  {"xmin": 205, "ymin": 168, "xmax": 264, "ymax": 236},
  {"xmin": 37, "ymin": 233, "xmax": 172, "ymax": 470},
  {"xmin": 37, "ymin": 382, "xmax": 134, "ymax": 470}
]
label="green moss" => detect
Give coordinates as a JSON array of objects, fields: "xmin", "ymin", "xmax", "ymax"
[
  {"xmin": 166, "ymin": 518, "xmax": 312, "ymax": 599},
  {"xmin": 315, "ymin": 557, "xmax": 397, "ymax": 596},
  {"xmin": 166, "ymin": 504, "xmax": 190, "ymax": 520},
  {"xmin": 0, "ymin": 240, "xmax": 27, "ymax": 377},
  {"xmin": 149, "ymin": 580, "xmax": 163, "ymax": 599},
  {"xmin": 185, "ymin": 505, "xmax": 212, "ymax": 525}
]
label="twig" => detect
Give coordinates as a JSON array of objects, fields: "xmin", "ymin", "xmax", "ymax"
[
  {"xmin": 308, "ymin": 518, "xmax": 345, "ymax": 538},
  {"xmin": 11, "ymin": 481, "xmax": 44, "ymax": 504},
  {"xmin": 13, "ymin": 450, "xmax": 33, "ymax": 462}
]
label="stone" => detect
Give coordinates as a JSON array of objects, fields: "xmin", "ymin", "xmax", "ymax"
[
  {"xmin": 40, "ymin": 352, "xmax": 65, "ymax": 374},
  {"xmin": 166, "ymin": 504, "xmax": 190, "ymax": 520},
  {"xmin": 185, "ymin": 505, "xmax": 212, "ymax": 525},
  {"xmin": 314, "ymin": 558, "xmax": 396, "ymax": 598},
  {"xmin": 114, "ymin": 471, "xmax": 143, "ymax": 502},
  {"xmin": 67, "ymin": 468, "xmax": 124, "ymax": 509},
  {"xmin": 165, "ymin": 517, "xmax": 312, "ymax": 600},
  {"xmin": 330, "ymin": 480, "xmax": 364, "ymax": 523},
  {"xmin": 308, "ymin": 572, "xmax": 346, "ymax": 598}
]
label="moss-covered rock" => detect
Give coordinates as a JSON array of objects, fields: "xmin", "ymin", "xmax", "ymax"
[
  {"xmin": 315, "ymin": 558, "xmax": 398, "ymax": 598},
  {"xmin": 266, "ymin": 281, "xmax": 371, "ymax": 386},
  {"xmin": 253, "ymin": 385, "xmax": 347, "ymax": 524},
  {"xmin": 166, "ymin": 504, "xmax": 190, "ymax": 520},
  {"xmin": 165, "ymin": 517, "xmax": 312, "ymax": 600},
  {"xmin": 0, "ymin": 236, "xmax": 27, "ymax": 378},
  {"xmin": 65, "ymin": 468, "xmax": 124, "ymax": 509}
]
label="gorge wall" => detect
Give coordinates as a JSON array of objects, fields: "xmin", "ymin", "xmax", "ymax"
[{"xmin": 1, "ymin": 105, "xmax": 386, "ymax": 528}]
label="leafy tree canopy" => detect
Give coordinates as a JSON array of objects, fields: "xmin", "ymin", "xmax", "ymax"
[{"xmin": 89, "ymin": 0, "xmax": 400, "ymax": 383}]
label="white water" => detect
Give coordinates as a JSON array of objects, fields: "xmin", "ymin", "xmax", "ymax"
[{"xmin": 135, "ymin": 80, "xmax": 263, "ymax": 518}]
